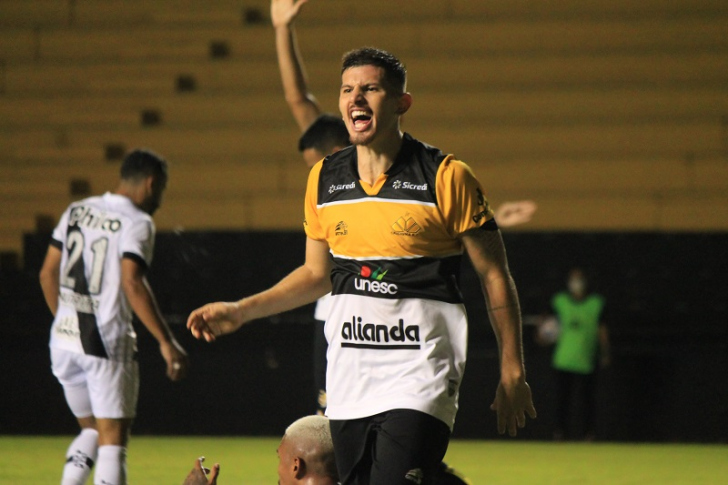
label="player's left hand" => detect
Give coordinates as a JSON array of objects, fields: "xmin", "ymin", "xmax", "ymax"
[
  {"xmin": 182, "ymin": 456, "xmax": 220, "ymax": 485},
  {"xmin": 490, "ymin": 377, "xmax": 537, "ymax": 437}
]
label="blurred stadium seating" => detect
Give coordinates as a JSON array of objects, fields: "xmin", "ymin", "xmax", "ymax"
[
  {"xmin": 0, "ymin": 1, "xmax": 726, "ymax": 442},
  {"xmin": 1, "ymin": 0, "xmax": 727, "ymax": 259}
]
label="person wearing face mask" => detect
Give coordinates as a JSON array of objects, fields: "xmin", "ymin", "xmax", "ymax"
[{"xmin": 551, "ymin": 268, "xmax": 610, "ymax": 441}]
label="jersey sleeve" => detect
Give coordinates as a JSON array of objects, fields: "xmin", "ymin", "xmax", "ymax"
[
  {"xmin": 120, "ymin": 217, "xmax": 155, "ymax": 270},
  {"xmin": 303, "ymin": 161, "xmax": 326, "ymax": 241},
  {"xmin": 50, "ymin": 206, "xmax": 71, "ymax": 249},
  {"xmin": 436, "ymin": 157, "xmax": 496, "ymax": 237}
]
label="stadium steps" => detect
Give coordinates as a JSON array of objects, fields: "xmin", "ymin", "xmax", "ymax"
[
  {"xmin": 4, "ymin": 51, "xmax": 726, "ymax": 98},
  {"xmin": 2, "ymin": 16, "xmax": 726, "ymax": 63},
  {"xmin": 2, "ymin": 88, "xmax": 726, "ymax": 132},
  {"xmin": 2, "ymin": 0, "xmax": 727, "ymax": 29},
  {"xmin": 1, "ymin": 0, "xmax": 727, "ymax": 256},
  {"xmin": 295, "ymin": 0, "xmax": 728, "ymax": 23},
  {"xmin": 6, "ymin": 151, "xmax": 725, "ymax": 200},
  {"xmin": 1, "ymin": 120, "xmax": 723, "ymax": 161}
]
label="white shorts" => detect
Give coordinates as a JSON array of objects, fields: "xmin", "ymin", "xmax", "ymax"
[{"xmin": 51, "ymin": 348, "xmax": 139, "ymax": 419}]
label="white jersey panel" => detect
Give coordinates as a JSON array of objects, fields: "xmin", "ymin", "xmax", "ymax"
[
  {"xmin": 314, "ymin": 292, "xmax": 333, "ymax": 321},
  {"xmin": 49, "ymin": 193, "xmax": 155, "ymax": 362},
  {"xmin": 324, "ymin": 294, "xmax": 468, "ymax": 429}
]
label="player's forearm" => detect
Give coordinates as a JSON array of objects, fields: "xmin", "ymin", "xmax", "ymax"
[
  {"xmin": 39, "ymin": 247, "xmax": 62, "ymax": 316},
  {"xmin": 484, "ymin": 272, "xmax": 526, "ymax": 381},
  {"xmin": 237, "ymin": 264, "xmax": 331, "ymax": 324},
  {"xmin": 39, "ymin": 270, "xmax": 60, "ymax": 316},
  {"xmin": 123, "ymin": 276, "xmax": 175, "ymax": 344},
  {"xmin": 274, "ymin": 25, "xmax": 319, "ymax": 130}
]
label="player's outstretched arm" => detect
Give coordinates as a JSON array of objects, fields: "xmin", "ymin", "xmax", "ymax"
[
  {"xmin": 461, "ymin": 228, "xmax": 537, "ymax": 436},
  {"xmin": 182, "ymin": 457, "xmax": 220, "ymax": 485},
  {"xmin": 271, "ymin": 0, "xmax": 320, "ymax": 130},
  {"xmin": 187, "ymin": 237, "xmax": 332, "ymax": 342},
  {"xmin": 39, "ymin": 245, "xmax": 62, "ymax": 316},
  {"xmin": 121, "ymin": 258, "xmax": 189, "ymax": 381}
]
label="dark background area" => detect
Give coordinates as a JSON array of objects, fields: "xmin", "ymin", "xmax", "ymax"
[{"xmin": 1, "ymin": 231, "xmax": 726, "ymax": 442}]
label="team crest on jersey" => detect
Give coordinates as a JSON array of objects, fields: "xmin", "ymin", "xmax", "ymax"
[
  {"xmin": 392, "ymin": 215, "xmax": 422, "ymax": 236},
  {"xmin": 335, "ymin": 221, "xmax": 348, "ymax": 236},
  {"xmin": 472, "ymin": 188, "xmax": 491, "ymax": 223}
]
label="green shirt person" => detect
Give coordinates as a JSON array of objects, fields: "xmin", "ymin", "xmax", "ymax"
[
  {"xmin": 551, "ymin": 268, "xmax": 610, "ymax": 440},
  {"xmin": 552, "ymin": 290, "xmax": 606, "ymax": 374}
]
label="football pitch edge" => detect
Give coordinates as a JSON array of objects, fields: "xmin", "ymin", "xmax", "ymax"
[{"xmin": 0, "ymin": 436, "xmax": 725, "ymax": 484}]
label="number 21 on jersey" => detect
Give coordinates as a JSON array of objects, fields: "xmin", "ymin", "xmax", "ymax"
[{"xmin": 60, "ymin": 228, "xmax": 109, "ymax": 295}]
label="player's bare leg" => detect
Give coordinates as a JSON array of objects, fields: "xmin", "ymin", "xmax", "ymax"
[{"xmin": 94, "ymin": 418, "xmax": 133, "ymax": 485}]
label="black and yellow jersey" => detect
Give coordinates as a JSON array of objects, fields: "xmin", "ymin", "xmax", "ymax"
[
  {"xmin": 303, "ymin": 133, "xmax": 495, "ymax": 428},
  {"xmin": 305, "ymin": 133, "xmax": 495, "ymax": 303}
]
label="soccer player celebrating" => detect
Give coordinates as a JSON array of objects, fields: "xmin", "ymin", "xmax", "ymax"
[
  {"xmin": 40, "ymin": 149, "xmax": 189, "ymax": 485},
  {"xmin": 271, "ymin": 0, "xmax": 536, "ymax": 424},
  {"xmin": 188, "ymin": 48, "xmax": 536, "ymax": 484}
]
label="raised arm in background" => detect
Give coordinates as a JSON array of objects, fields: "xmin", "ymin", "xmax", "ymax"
[{"xmin": 271, "ymin": 0, "xmax": 320, "ymax": 131}]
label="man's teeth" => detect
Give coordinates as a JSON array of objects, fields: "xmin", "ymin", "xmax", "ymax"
[{"xmin": 352, "ymin": 110, "xmax": 369, "ymax": 119}]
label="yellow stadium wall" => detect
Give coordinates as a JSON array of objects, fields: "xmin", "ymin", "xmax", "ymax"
[{"xmin": 1, "ymin": 0, "xmax": 727, "ymax": 259}]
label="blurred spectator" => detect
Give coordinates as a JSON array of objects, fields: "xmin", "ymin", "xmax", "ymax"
[{"xmin": 550, "ymin": 268, "xmax": 610, "ymax": 440}]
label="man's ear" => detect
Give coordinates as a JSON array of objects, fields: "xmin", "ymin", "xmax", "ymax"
[
  {"xmin": 144, "ymin": 175, "xmax": 155, "ymax": 194},
  {"xmin": 293, "ymin": 457, "xmax": 307, "ymax": 479},
  {"xmin": 396, "ymin": 92, "xmax": 413, "ymax": 115}
]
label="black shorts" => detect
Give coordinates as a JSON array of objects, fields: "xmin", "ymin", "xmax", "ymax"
[{"xmin": 330, "ymin": 409, "xmax": 451, "ymax": 485}]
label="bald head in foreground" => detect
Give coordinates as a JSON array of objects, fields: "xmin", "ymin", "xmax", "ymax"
[
  {"xmin": 183, "ymin": 415, "xmax": 338, "ymax": 485},
  {"xmin": 278, "ymin": 415, "xmax": 339, "ymax": 484}
]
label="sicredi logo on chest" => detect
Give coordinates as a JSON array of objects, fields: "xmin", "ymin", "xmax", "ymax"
[
  {"xmin": 328, "ymin": 181, "xmax": 356, "ymax": 194},
  {"xmin": 392, "ymin": 180, "xmax": 428, "ymax": 191}
]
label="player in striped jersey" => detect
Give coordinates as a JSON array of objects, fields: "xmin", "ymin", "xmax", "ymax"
[
  {"xmin": 188, "ymin": 48, "xmax": 535, "ymax": 484},
  {"xmin": 40, "ymin": 149, "xmax": 189, "ymax": 485}
]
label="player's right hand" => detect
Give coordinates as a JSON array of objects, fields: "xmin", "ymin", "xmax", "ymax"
[
  {"xmin": 271, "ymin": 0, "xmax": 309, "ymax": 28},
  {"xmin": 182, "ymin": 456, "xmax": 220, "ymax": 485},
  {"xmin": 186, "ymin": 302, "xmax": 244, "ymax": 342},
  {"xmin": 490, "ymin": 377, "xmax": 537, "ymax": 437},
  {"xmin": 161, "ymin": 339, "xmax": 189, "ymax": 381}
]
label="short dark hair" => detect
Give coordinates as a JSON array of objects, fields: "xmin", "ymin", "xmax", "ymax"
[
  {"xmin": 298, "ymin": 114, "xmax": 350, "ymax": 154},
  {"xmin": 341, "ymin": 47, "xmax": 407, "ymax": 93},
  {"xmin": 120, "ymin": 149, "xmax": 168, "ymax": 182}
]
